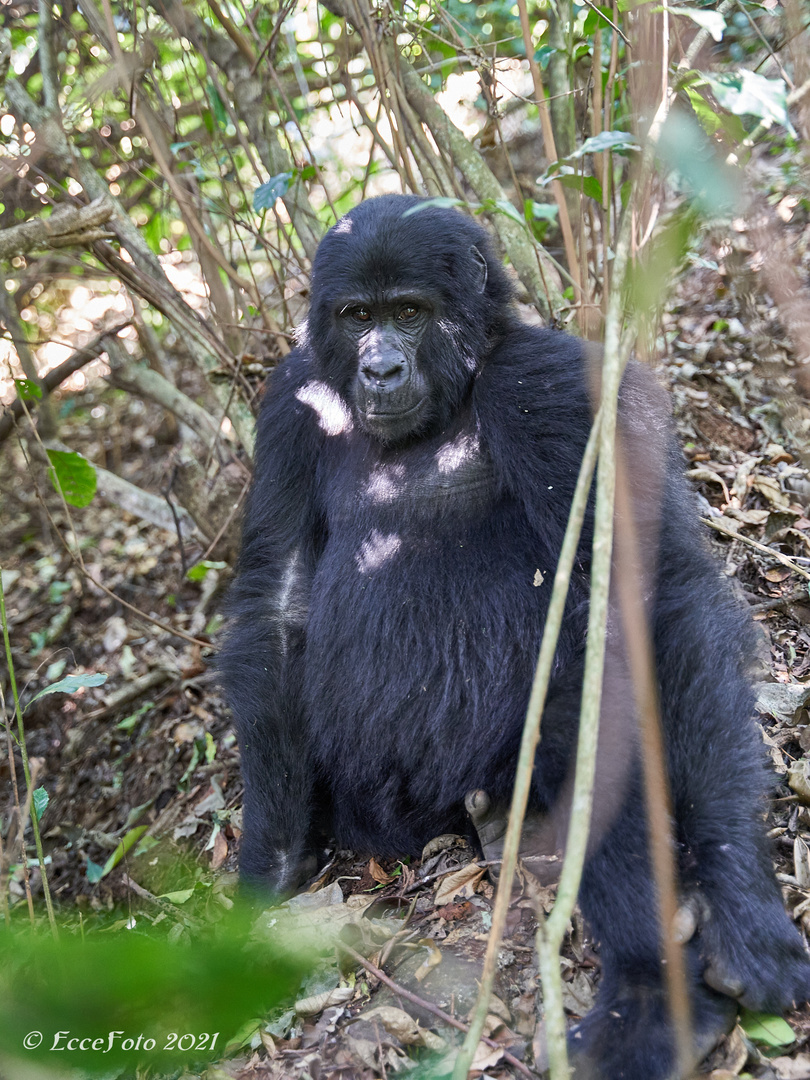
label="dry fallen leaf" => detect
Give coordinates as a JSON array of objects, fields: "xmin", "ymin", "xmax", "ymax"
[
  {"xmin": 294, "ymin": 985, "xmax": 355, "ymax": 1016},
  {"xmin": 788, "ymin": 760, "xmax": 810, "ymax": 805},
  {"xmin": 211, "ymin": 830, "xmax": 229, "ymax": 869},
  {"xmin": 368, "ymin": 857, "xmax": 394, "ymax": 884},
  {"xmin": 771, "ymin": 1055, "xmax": 810, "ymax": 1080},
  {"xmin": 413, "ymin": 941, "xmax": 443, "ymax": 981},
  {"xmin": 434, "ymin": 862, "xmax": 486, "ymax": 905},
  {"xmin": 752, "ymin": 474, "xmax": 790, "ymax": 510},
  {"xmin": 362, "ymin": 1006, "xmax": 445, "ymax": 1050}
]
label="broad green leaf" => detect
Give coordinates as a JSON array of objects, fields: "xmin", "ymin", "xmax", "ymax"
[
  {"xmin": 492, "ymin": 199, "xmax": 525, "ymax": 226},
  {"xmin": 704, "ymin": 71, "xmax": 789, "ymax": 129},
  {"xmin": 656, "ymin": 111, "xmax": 739, "ymax": 213},
  {"xmin": 676, "ymin": 6, "xmax": 725, "ymax": 42},
  {"xmin": 527, "ymin": 201, "xmax": 559, "ymax": 222},
  {"xmin": 254, "ymin": 172, "xmax": 293, "ymax": 210},
  {"xmin": 27, "ymin": 672, "xmax": 108, "ymax": 709},
  {"xmin": 99, "ymin": 825, "xmax": 149, "ymax": 878},
  {"xmin": 32, "ymin": 786, "xmax": 48, "ymax": 821},
  {"xmin": 685, "ymin": 86, "xmax": 746, "ymax": 142},
  {"xmin": 14, "ymin": 378, "xmax": 42, "ymax": 401},
  {"xmin": 583, "ymin": 5, "xmax": 615, "ymax": 34},
  {"xmin": 566, "ymin": 130, "xmax": 640, "ymax": 158},
  {"xmin": 740, "ymin": 1009, "xmax": 795, "ymax": 1048},
  {"xmin": 160, "ymin": 887, "xmax": 196, "ymax": 904},
  {"xmin": 207, "ymin": 79, "xmax": 228, "ymax": 129},
  {"xmin": 46, "ymin": 449, "xmax": 97, "ymax": 508},
  {"xmin": 555, "ymin": 172, "xmax": 604, "ymax": 202}
]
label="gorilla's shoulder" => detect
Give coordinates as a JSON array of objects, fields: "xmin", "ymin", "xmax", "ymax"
[{"xmin": 476, "ymin": 325, "xmax": 589, "ymax": 415}]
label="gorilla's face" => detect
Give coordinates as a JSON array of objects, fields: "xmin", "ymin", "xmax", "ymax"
[
  {"xmin": 335, "ymin": 290, "xmax": 434, "ymax": 444},
  {"xmin": 307, "ymin": 197, "xmax": 507, "ymax": 447}
]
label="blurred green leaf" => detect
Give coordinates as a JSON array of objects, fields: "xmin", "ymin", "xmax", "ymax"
[
  {"xmin": 187, "ymin": 560, "xmax": 227, "ymax": 582},
  {"xmin": 403, "ymin": 196, "xmax": 465, "ymax": 215},
  {"xmin": 739, "ymin": 1009, "xmax": 795, "ymax": 1048},
  {"xmin": 676, "ymin": 6, "xmax": 725, "ymax": 42},
  {"xmin": 98, "ymin": 826, "xmax": 148, "ymax": 880},
  {"xmin": 656, "ymin": 110, "xmax": 739, "ymax": 213},
  {"xmin": 566, "ymin": 130, "xmax": 640, "ymax": 158},
  {"xmin": 14, "ymin": 378, "xmax": 42, "ymax": 401},
  {"xmin": 704, "ymin": 71, "xmax": 789, "ymax": 129},
  {"xmin": 0, "ymin": 917, "xmax": 308, "ymax": 1072},
  {"xmin": 46, "ymin": 450, "xmax": 97, "ymax": 508}
]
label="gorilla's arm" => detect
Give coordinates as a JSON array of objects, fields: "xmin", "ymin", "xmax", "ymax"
[{"xmin": 219, "ymin": 354, "xmax": 325, "ymax": 896}]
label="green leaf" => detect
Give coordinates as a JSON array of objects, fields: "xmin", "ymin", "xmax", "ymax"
[
  {"xmin": 0, "ymin": 915, "xmax": 307, "ymax": 1071},
  {"xmin": 554, "ymin": 172, "xmax": 604, "ymax": 202},
  {"xmin": 14, "ymin": 378, "xmax": 42, "ymax": 401},
  {"xmin": 27, "ymin": 672, "xmax": 108, "ymax": 709},
  {"xmin": 99, "ymin": 825, "xmax": 149, "ymax": 879},
  {"xmin": 685, "ymin": 86, "xmax": 746, "ymax": 142},
  {"xmin": 656, "ymin": 111, "xmax": 739, "ymax": 213},
  {"xmin": 254, "ymin": 173, "xmax": 293, "ymax": 210},
  {"xmin": 704, "ymin": 71, "xmax": 790, "ymax": 130},
  {"xmin": 86, "ymin": 858, "xmax": 104, "ymax": 883},
  {"xmin": 675, "ymin": 6, "xmax": 725, "ymax": 42},
  {"xmin": 566, "ymin": 130, "xmax": 640, "ymax": 158},
  {"xmin": 534, "ymin": 45, "xmax": 556, "ymax": 69},
  {"xmin": 159, "ymin": 887, "xmax": 195, "ymax": 904},
  {"xmin": 739, "ymin": 1009, "xmax": 795, "ymax": 1048},
  {"xmin": 492, "ymin": 199, "xmax": 525, "ymax": 225},
  {"xmin": 46, "ymin": 449, "xmax": 97, "ymax": 508},
  {"xmin": 207, "ymin": 79, "xmax": 228, "ymax": 129},
  {"xmin": 583, "ymin": 5, "xmax": 615, "ymax": 34},
  {"xmin": 186, "ymin": 559, "xmax": 227, "ymax": 582},
  {"xmin": 32, "ymin": 786, "xmax": 49, "ymax": 822}
]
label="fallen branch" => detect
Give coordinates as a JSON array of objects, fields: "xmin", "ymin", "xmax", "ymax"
[
  {"xmin": 0, "ymin": 197, "xmax": 113, "ymax": 260},
  {"xmin": 104, "ymin": 336, "xmax": 224, "ymax": 449},
  {"xmin": 0, "ymin": 321, "xmax": 131, "ymax": 446},
  {"xmin": 702, "ymin": 516, "xmax": 810, "ymax": 581}
]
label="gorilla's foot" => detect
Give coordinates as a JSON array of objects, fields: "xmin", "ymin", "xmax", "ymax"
[
  {"xmin": 464, "ymin": 789, "xmax": 562, "ymax": 885},
  {"xmin": 568, "ymin": 977, "xmax": 737, "ymax": 1080}
]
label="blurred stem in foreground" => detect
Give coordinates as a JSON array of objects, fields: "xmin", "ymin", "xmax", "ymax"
[{"xmin": 0, "ymin": 569, "xmax": 58, "ymax": 938}]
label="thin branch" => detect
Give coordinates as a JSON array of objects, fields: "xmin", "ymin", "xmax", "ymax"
[
  {"xmin": 103, "ymin": 336, "xmax": 225, "ymax": 449},
  {"xmin": 337, "ymin": 943, "xmax": 533, "ymax": 1079},
  {"xmin": 703, "ymin": 516, "xmax": 810, "ymax": 581},
  {"xmin": 0, "ymin": 197, "xmax": 113, "ymax": 260},
  {"xmin": 0, "ymin": 322, "xmax": 130, "ymax": 446},
  {"xmin": 451, "ymin": 410, "xmax": 602, "ymax": 1080}
]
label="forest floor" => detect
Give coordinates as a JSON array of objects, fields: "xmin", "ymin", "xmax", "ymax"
[{"xmin": 3, "ymin": 212, "xmax": 810, "ymax": 1079}]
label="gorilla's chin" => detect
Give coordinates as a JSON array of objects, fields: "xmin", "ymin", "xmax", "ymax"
[{"xmin": 357, "ymin": 396, "xmax": 429, "ymax": 444}]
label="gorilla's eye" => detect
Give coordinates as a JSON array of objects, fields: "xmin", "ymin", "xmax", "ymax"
[
  {"xmin": 398, "ymin": 305, "xmax": 419, "ymax": 321},
  {"xmin": 351, "ymin": 307, "xmax": 372, "ymax": 323}
]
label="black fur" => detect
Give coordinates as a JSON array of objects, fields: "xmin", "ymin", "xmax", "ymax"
[{"xmin": 219, "ymin": 195, "xmax": 810, "ymax": 1079}]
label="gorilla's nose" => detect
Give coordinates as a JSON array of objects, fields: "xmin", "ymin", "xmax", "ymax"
[{"xmin": 360, "ymin": 357, "xmax": 406, "ymax": 390}]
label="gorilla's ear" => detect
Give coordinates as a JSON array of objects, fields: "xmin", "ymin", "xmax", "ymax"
[{"xmin": 470, "ymin": 245, "xmax": 488, "ymax": 294}]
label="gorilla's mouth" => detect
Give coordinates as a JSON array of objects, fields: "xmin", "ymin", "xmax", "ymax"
[{"xmin": 364, "ymin": 399, "xmax": 425, "ymax": 419}]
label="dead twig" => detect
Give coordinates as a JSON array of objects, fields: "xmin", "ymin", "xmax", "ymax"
[
  {"xmin": 336, "ymin": 942, "xmax": 533, "ymax": 1079},
  {"xmin": 702, "ymin": 516, "xmax": 810, "ymax": 582}
]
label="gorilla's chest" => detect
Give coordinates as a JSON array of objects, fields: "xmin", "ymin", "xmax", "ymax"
[{"xmin": 323, "ymin": 425, "xmax": 498, "ymax": 535}]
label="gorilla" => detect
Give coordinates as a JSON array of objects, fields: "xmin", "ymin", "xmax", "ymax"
[{"xmin": 219, "ymin": 194, "xmax": 810, "ymax": 1078}]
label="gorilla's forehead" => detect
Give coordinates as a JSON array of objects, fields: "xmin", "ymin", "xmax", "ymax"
[{"xmin": 316, "ymin": 207, "xmax": 463, "ymax": 299}]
